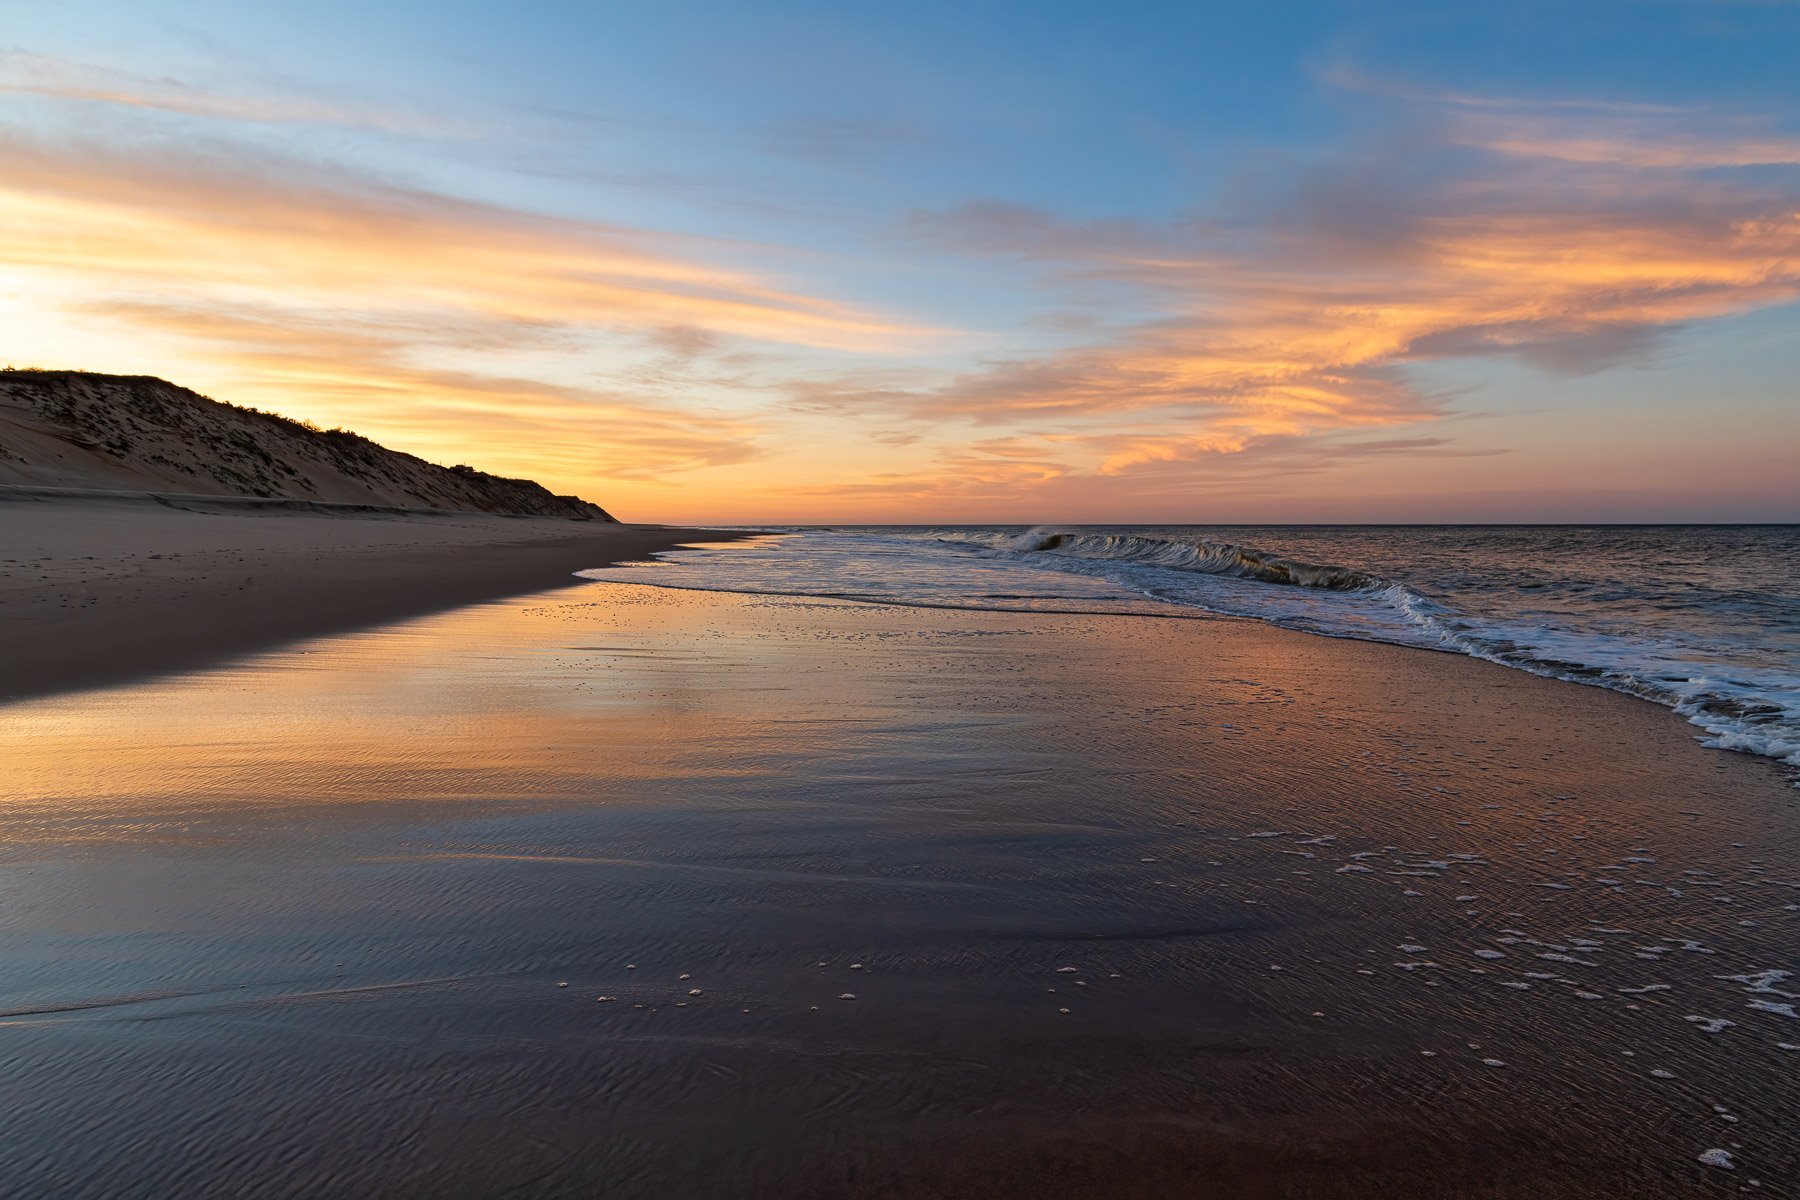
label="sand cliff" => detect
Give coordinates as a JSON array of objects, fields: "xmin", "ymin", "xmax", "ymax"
[{"xmin": 0, "ymin": 369, "xmax": 615, "ymax": 520}]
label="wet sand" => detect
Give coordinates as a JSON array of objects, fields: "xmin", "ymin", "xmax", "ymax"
[
  {"xmin": 1, "ymin": 580, "xmax": 1795, "ymax": 1198},
  {"xmin": 0, "ymin": 491, "xmax": 740, "ymax": 700}
]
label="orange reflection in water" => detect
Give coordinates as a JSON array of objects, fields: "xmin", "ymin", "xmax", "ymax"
[{"xmin": 0, "ymin": 583, "xmax": 855, "ymax": 849}]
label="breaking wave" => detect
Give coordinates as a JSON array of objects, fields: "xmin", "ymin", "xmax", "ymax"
[
  {"xmin": 942, "ymin": 526, "xmax": 1381, "ymax": 591},
  {"xmin": 580, "ymin": 523, "xmax": 1800, "ymax": 779}
]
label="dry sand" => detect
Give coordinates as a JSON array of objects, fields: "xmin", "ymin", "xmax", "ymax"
[
  {"xmin": 2, "ymin": 579, "xmax": 1795, "ymax": 1198},
  {"xmin": 0, "ymin": 490, "xmax": 738, "ymax": 700}
]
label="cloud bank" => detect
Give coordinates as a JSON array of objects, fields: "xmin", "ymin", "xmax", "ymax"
[
  {"xmin": 1, "ymin": 53, "xmax": 1796, "ymax": 518},
  {"xmin": 782, "ymin": 86, "xmax": 1800, "ymax": 510}
]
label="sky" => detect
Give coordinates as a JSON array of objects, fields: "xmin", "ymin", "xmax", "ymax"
[{"xmin": 2, "ymin": 0, "xmax": 1797, "ymax": 523}]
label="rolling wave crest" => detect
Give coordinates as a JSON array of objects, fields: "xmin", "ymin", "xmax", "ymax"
[
  {"xmin": 943, "ymin": 527, "xmax": 1382, "ymax": 591},
  {"xmin": 582, "ymin": 524, "xmax": 1800, "ymax": 778}
]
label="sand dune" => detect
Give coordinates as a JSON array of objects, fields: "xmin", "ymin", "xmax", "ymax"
[
  {"xmin": 0, "ymin": 369, "xmax": 614, "ymax": 519},
  {"xmin": 0, "ymin": 369, "xmax": 741, "ymax": 699}
]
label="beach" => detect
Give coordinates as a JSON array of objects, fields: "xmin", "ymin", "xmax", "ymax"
[
  {"xmin": 0, "ymin": 491, "xmax": 740, "ymax": 701},
  {"xmin": 4, "ymin": 2, "xmax": 1793, "ymax": 1193},
  {"xmin": 3, "ymin": 557, "xmax": 1795, "ymax": 1198}
]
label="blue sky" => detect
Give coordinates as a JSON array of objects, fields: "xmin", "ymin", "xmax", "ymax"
[{"xmin": 3, "ymin": 0, "xmax": 1797, "ymax": 520}]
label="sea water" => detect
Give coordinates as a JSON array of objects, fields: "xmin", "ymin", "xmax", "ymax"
[{"xmin": 580, "ymin": 525, "xmax": 1800, "ymax": 772}]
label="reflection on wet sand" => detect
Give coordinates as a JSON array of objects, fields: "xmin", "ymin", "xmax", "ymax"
[{"xmin": 2, "ymin": 582, "xmax": 1795, "ymax": 1198}]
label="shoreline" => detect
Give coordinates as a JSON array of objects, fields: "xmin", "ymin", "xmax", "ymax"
[
  {"xmin": 3, "ymin": 580, "xmax": 1795, "ymax": 1197},
  {"xmin": 6, "ymin": 494, "xmax": 1792, "ymax": 792},
  {"xmin": 0, "ymin": 490, "xmax": 743, "ymax": 703}
]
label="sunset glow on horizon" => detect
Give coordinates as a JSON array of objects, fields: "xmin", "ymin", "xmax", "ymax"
[{"xmin": 3, "ymin": 0, "xmax": 1797, "ymax": 523}]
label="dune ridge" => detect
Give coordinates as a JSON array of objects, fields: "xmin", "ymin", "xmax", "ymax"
[{"xmin": 0, "ymin": 369, "xmax": 615, "ymax": 520}]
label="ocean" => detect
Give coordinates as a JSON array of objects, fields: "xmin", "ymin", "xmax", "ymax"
[{"xmin": 582, "ymin": 524, "xmax": 1800, "ymax": 773}]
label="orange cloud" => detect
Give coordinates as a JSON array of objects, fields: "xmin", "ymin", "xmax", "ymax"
[
  {"xmin": 1318, "ymin": 65, "xmax": 1800, "ymax": 169},
  {"xmin": 803, "ymin": 107, "xmax": 1800, "ymax": 507},
  {"xmin": 0, "ymin": 133, "xmax": 922, "ymax": 351},
  {"xmin": 3, "ymin": 64, "xmax": 1796, "ymax": 521},
  {"xmin": 0, "ymin": 124, "xmax": 936, "ymax": 512},
  {"xmin": 74, "ymin": 300, "xmax": 764, "ymax": 488}
]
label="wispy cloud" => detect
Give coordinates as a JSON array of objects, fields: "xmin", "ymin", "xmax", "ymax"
[
  {"xmin": 1321, "ymin": 61, "xmax": 1800, "ymax": 166},
  {"xmin": 760, "ymin": 114, "xmax": 928, "ymax": 167},
  {"xmin": 3, "ymin": 49, "xmax": 1796, "ymax": 519},
  {"xmin": 0, "ymin": 49, "xmax": 478, "ymax": 136},
  {"xmin": 76, "ymin": 299, "xmax": 764, "ymax": 484},
  {"xmin": 0, "ymin": 131, "xmax": 924, "ymax": 350},
  {"xmin": 0, "ymin": 121, "xmax": 939, "ymax": 499},
  {"xmin": 803, "ymin": 85, "xmax": 1800, "ymax": 505}
]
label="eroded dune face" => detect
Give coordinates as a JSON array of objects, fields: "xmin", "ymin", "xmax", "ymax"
[{"xmin": 0, "ymin": 369, "xmax": 615, "ymax": 520}]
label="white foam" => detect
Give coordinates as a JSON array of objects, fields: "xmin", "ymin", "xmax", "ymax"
[{"xmin": 1719, "ymin": 970, "xmax": 1795, "ymax": 997}]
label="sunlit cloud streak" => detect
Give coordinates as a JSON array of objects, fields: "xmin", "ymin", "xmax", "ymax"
[
  {"xmin": 2, "ymin": 51, "xmax": 1797, "ymax": 520},
  {"xmin": 74, "ymin": 299, "xmax": 764, "ymax": 483},
  {"xmin": 781, "ymin": 429, "xmax": 1508, "ymax": 513},
  {"xmin": 786, "ymin": 93, "xmax": 1800, "ymax": 501},
  {"xmin": 0, "ymin": 114, "xmax": 933, "ymax": 501},
  {"xmin": 0, "ymin": 49, "xmax": 476, "ymax": 135},
  {"xmin": 0, "ymin": 132, "xmax": 922, "ymax": 350},
  {"xmin": 1321, "ymin": 63, "xmax": 1800, "ymax": 167}
]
